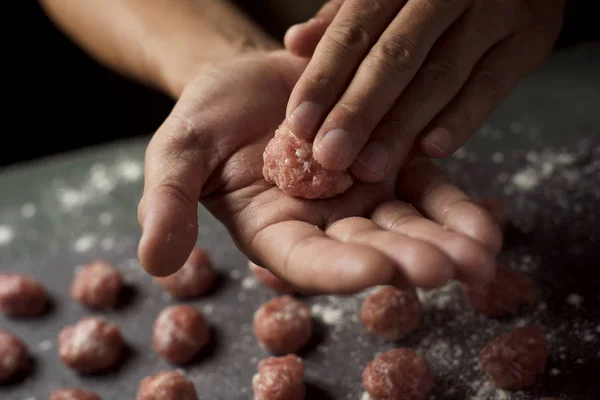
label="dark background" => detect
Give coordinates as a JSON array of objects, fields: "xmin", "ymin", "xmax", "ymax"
[{"xmin": 3, "ymin": 1, "xmax": 598, "ymax": 168}]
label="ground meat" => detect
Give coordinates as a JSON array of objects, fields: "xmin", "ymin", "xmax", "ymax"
[
  {"xmin": 479, "ymin": 325, "xmax": 548, "ymax": 390},
  {"xmin": 474, "ymin": 197, "xmax": 506, "ymax": 231},
  {"xmin": 359, "ymin": 286, "xmax": 422, "ymax": 341},
  {"xmin": 252, "ymin": 354, "xmax": 305, "ymax": 400},
  {"xmin": 49, "ymin": 388, "xmax": 101, "ymax": 400},
  {"xmin": 58, "ymin": 317, "xmax": 125, "ymax": 374},
  {"xmin": 262, "ymin": 120, "xmax": 354, "ymax": 199},
  {"xmin": 0, "ymin": 273, "xmax": 48, "ymax": 316},
  {"xmin": 154, "ymin": 247, "xmax": 216, "ymax": 298},
  {"xmin": 461, "ymin": 263, "xmax": 536, "ymax": 318},
  {"xmin": 70, "ymin": 260, "xmax": 124, "ymax": 310},
  {"xmin": 362, "ymin": 348, "xmax": 434, "ymax": 400},
  {"xmin": 253, "ymin": 295, "xmax": 312, "ymax": 355},
  {"xmin": 0, "ymin": 330, "xmax": 29, "ymax": 383},
  {"xmin": 249, "ymin": 261, "xmax": 295, "ymax": 294},
  {"xmin": 153, "ymin": 304, "xmax": 210, "ymax": 364},
  {"xmin": 136, "ymin": 370, "xmax": 198, "ymax": 400}
]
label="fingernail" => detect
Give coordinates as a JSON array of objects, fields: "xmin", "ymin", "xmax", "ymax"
[
  {"xmin": 316, "ymin": 128, "xmax": 353, "ymax": 166},
  {"xmin": 356, "ymin": 141, "xmax": 389, "ymax": 179},
  {"xmin": 423, "ymin": 127, "xmax": 453, "ymax": 155},
  {"xmin": 289, "ymin": 101, "xmax": 321, "ymax": 137}
]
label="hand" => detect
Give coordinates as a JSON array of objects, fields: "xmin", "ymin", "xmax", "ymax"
[
  {"xmin": 283, "ymin": 0, "xmax": 566, "ymax": 182},
  {"xmin": 137, "ymin": 50, "xmax": 502, "ymax": 294}
]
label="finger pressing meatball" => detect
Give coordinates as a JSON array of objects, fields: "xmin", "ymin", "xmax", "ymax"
[{"xmin": 154, "ymin": 247, "xmax": 216, "ymax": 298}]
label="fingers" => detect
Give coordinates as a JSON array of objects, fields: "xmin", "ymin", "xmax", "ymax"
[
  {"xmin": 137, "ymin": 111, "xmax": 219, "ymax": 277},
  {"xmin": 285, "ymin": 0, "xmax": 406, "ymax": 140},
  {"xmin": 250, "ymin": 220, "xmax": 398, "ymax": 294},
  {"xmin": 351, "ymin": 6, "xmax": 512, "ymax": 181},
  {"xmin": 396, "ymin": 158, "xmax": 503, "ymax": 256},
  {"xmin": 371, "ymin": 201, "xmax": 495, "ymax": 284},
  {"xmin": 326, "ymin": 217, "xmax": 455, "ymax": 289},
  {"xmin": 311, "ymin": 0, "xmax": 471, "ymax": 172},
  {"xmin": 284, "ymin": 0, "xmax": 344, "ymax": 57},
  {"xmin": 419, "ymin": 32, "xmax": 549, "ymax": 157}
]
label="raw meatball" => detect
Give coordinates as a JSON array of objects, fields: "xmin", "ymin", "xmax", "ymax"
[
  {"xmin": 359, "ymin": 286, "xmax": 422, "ymax": 341},
  {"xmin": 0, "ymin": 330, "xmax": 29, "ymax": 383},
  {"xmin": 479, "ymin": 325, "xmax": 548, "ymax": 390},
  {"xmin": 249, "ymin": 261, "xmax": 295, "ymax": 294},
  {"xmin": 153, "ymin": 304, "xmax": 210, "ymax": 364},
  {"xmin": 362, "ymin": 348, "xmax": 434, "ymax": 400},
  {"xmin": 137, "ymin": 370, "xmax": 198, "ymax": 400},
  {"xmin": 0, "ymin": 273, "xmax": 48, "ymax": 316},
  {"xmin": 50, "ymin": 388, "xmax": 101, "ymax": 400},
  {"xmin": 262, "ymin": 120, "xmax": 354, "ymax": 199},
  {"xmin": 252, "ymin": 354, "xmax": 305, "ymax": 400},
  {"xmin": 462, "ymin": 263, "xmax": 535, "ymax": 318},
  {"xmin": 70, "ymin": 260, "xmax": 124, "ymax": 310},
  {"xmin": 474, "ymin": 197, "xmax": 506, "ymax": 231},
  {"xmin": 253, "ymin": 295, "xmax": 312, "ymax": 354},
  {"xmin": 154, "ymin": 247, "xmax": 216, "ymax": 298},
  {"xmin": 58, "ymin": 317, "xmax": 125, "ymax": 373}
]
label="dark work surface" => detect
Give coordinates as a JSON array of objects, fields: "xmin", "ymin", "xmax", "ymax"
[{"xmin": 1, "ymin": 43, "xmax": 599, "ymax": 399}]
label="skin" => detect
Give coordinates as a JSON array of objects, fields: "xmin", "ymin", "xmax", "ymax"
[
  {"xmin": 39, "ymin": 0, "xmax": 502, "ymax": 294},
  {"xmin": 284, "ymin": 0, "xmax": 567, "ymax": 182}
]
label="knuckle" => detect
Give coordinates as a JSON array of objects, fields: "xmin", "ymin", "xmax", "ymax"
[
  {"xmin": 368, "ymin": 36, "xmax": 417, "ymax": 75},
  {"xmin": 475, "ymin": 70, "xmax": 507, "ymax": 108},
  {"xmin": 379, "ymin": 120, "xmax": 415, "ymax": 152},
  {"xmin": 328, "ymin": 17, "xmax": 372, "ymax": 56},
  {"xmin": 304, "ymin": 70, "xmax": 339, "ymax": 95},
  {"xmin": 335, "ymin": 101, "xmax": 373, "ymax": 127},
  {"xmin": 420, "ymin": 59, "xmax": 461, "ymax": 95}
]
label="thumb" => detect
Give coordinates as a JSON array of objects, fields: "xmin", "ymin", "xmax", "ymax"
[{"xmin": 137, "ymin": 108, "xmax": 220, "ymax": 277}]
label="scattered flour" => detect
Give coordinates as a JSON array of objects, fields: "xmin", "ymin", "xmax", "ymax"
[
  {"xmin": 100, "ymin": 237, "xmax": 115, "ymax": 251},
  {"xmin": 510, "ymin": 150, "xmax": 577, "ymax": 191},
  {"xmin": 311, "ymin": 304, "xmax": 344, "ymax": 326},
  {"xmin": 454, "ymin": 147, "xmax": 468, "ymax": 160},
  {"xmin": 491, "ymin": 152, "xmax": 504, "ymax": 163},
  {"xmin": 566, "ymin": 293, "xmax": 584, "ymax": 308},
  {"xmin": 241, "ymin": 276, "xmax": 257, "ymax": 290},
  {"xmin": 117, "ymin": 159, "xmax": 143, "ymax": 181},
  {"xmin": 0, "ymin": 225, "xmax": 14, "ymax": 246},
  {"xmin": 99, "ymin": 212, "xmax": 114, "ymax": 226},
  {"xmin": 203, "ymin": 304, "xmax": 214, "ymax": 314},
  {"xmin": 20, "ymin": 203, "xmax": 37, "ymax": 218},
  {"xmin": 73, "ymin": 234, "xmax": 97, "ymax": 253},
  {"xmin": 361, "ymin": 392, "xmax": 371, "ymax": 400},
  {"xmin": 36, "ymin": 340, "xmax": 53, "ymax": 352},
  {"xmin": 229, "ymin": 269, "xmax": 243, "ymax": 280}
]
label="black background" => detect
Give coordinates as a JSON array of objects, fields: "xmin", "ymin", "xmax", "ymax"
[{"xmin": 2, "ymin": 0, "xmax": 598, "ymax": 168}]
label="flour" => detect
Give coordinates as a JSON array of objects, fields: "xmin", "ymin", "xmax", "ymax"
[
  {"xmin": 0, "ymin": 225, "xmax": 14, "ymax": 246},
  {"xmin": 492, "ymin": 152, "xmax": 504, "ymax": 163},
  {"xmin": 311, "ymin": 304, "xmax": 343, "ymax": 326},
  {"xmin": 99, "ymin": 212, "xmax": 114, "ymax": 226},
  {"xmin": 20, "ymin": 203, "xmax": 37, "ymax": 218},
  {"xmin": 36, "ymin": 340, "xmax": 53, "ymax": 352},
  {"xmin": 73, "ymin": 234, "xmax": 97, "ymax": 253},
  {"xmin": 241, "ymin": 276, "xmax": 257, "ymax": 289},
  {"xmin": 566, "ymin": 293, "xmax": 584, "ymax": 308},
  {"xmin": 510, "ymin": 149, "xmax": 577, "ymax": 191},
  {"xmin": 56, "ymin": 159, "xmax": 143, "ymax": 210},
  {"xmin": 100, "ymin": 237, "xmax": 115, "ymax": 251}
]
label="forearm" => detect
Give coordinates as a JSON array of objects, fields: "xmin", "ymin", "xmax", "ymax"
[{"xmin": 38, "ymin": 0, "xmax": 280, "ymax": 97}]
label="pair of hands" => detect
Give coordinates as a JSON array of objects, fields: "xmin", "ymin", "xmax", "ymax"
[{"xmin": 137, "ymin": 0, "xmax": 565, "ymax": 295}]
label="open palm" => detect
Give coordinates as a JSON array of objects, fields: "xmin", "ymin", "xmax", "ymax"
[{"xmin": 137, "ymin": 50, "xmax": 502, "ymax": 294}]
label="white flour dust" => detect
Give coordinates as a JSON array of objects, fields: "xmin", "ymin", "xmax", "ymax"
[
  {"xmin": 0, "ymin": 225, "xmax": 14, "ymax": 246},
  {"xmin": 20, "ymin": 203, "xmax": 37, "ymax": 218},
  {"xmin": 73, "ymin": 234, "xmax": 97, "ymax": 253}
]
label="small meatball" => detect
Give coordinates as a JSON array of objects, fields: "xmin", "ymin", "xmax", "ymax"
[
  {"xmin": 474, "ymin": 197, "xmax": 506, "ymax": 231},
  {"xmin": 70, "ymin": 260, "xmax": 124, "ymax": 310},
  {"xmin": 252, "ymin": 354, "xmax": 305, "ymax": 400},
  {"xmin": 154, "ymin": 247, "xmax": 216, "ymax": 298},
  {"xmin": 50, "ymin": 388, "xmax": 101, "ymax": 400},
  {"xmin": 153, "ymin": 305, "xmax": 210, "ymax": 364},
  {"xmin": 479, "ymin": 325, "xmax": 548, "ymax": 390},
  {"xmin": 0, "ymin": 330, "xmax": 29, "ymax": 383},
  {"xmin": 462, "ymin": 264, "xmax": 535, "ymax": 318},
  {"xmin": 249, "ymin": 261, "xmax": 295, "ymax": 294},
  {"xmin": 362, "ymin": 348, "xmax": 434, "ymax": 400},
  {"xmin": 359, "ymin": 286, "xmax": 422, "ymax": 341},
  {"xmin": 137, "ymin": 370, "xmax": 198, "ymax": 400},
  {"xmin": 58, "ymin": 317, "xmax": 125, "ymax": 373},
  {"xmin": 0, "ymin": 273, "xmax": 48, "ymax": 316},
  {"xmin": 262, "ymin": 120, "xmax": 354, "ymax": 199},
  {"xmin": 253, "ymin": 295, "xmax": 312, "ymax": 355}
]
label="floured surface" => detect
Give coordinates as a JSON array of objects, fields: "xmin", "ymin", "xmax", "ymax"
[{"xmin": 1, "ymin": 44, "xmax": 600, "ymax": 399}]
